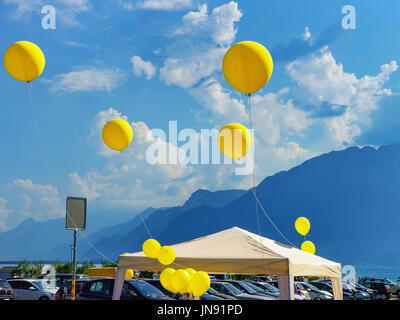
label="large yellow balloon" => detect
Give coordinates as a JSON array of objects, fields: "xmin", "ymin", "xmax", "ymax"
[
  {"xmin": 185, "ymin": 268, "xmax": 196, "ymax": 294},
  {"xmin": 3, "ymin": 41, "xmax": 45, "ymax": 82},
  {"xmin": 301, "ymin": 240, "xmax": 316, "ymax": 255},
  {"xmin": 191, "ymin": 271, "xmax": 210, "ymax": 297},
  {"xmin": 102, "ymin": 119, "xmax": 133, "ymax": 151},
  {"xmin": 142, "ymin": 239, "xmax": 161, "ymax": 259},
  {"xmin": 295, "ymin": 217, "xmax": 311, "ymax": 236},
  {"xmin": 218, "ymin": 123, "xmax": 251, "ymax": 159},
  {"xmin": 160, "ymin": 268, "xmax": 178, "ymax": 294},
  {"xmin": 222, "ymin": 41, "xmax": 273, "ymax": 94},
  {"xmin": 171, "ymin": 269, "xmax": 190, "ymax": 294},
  {"xmin": 157, "ymin": 246, "xmax": 176, "ymax": 265}
]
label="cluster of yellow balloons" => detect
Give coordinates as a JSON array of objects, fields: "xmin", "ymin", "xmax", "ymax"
[
  {"xmin": 218, "ymin": 41, "xmax": 273, "ymax": 160},
  {"xmin": 3, "ymin": 41, "xmax": 45, "ymax": 83},
  {"xmin": 102, "ymin": 119, "xmax": 133, "ymax": 152},
  {"xmin": 295, "ymin": 217, "xmax": 315, "ymax": 255},
  {"xmin": 142, "ymin": 239, "xmax": 176, "ymax": 266},
  {"xmin": 160, "ymin": 267, "xmax": 210, "ymax": 298}
]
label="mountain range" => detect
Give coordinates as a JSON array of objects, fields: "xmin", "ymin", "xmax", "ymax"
[{"xmin": 2, "ymin": 144, "xmax": 400, "ymax": 267}]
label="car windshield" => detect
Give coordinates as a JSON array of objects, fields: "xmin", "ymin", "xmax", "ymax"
[
  {"xmin": 222, "ymin": 283, "xmax": 243, "ymax": 295},
  {"xmin": 302, "ymin": 283, "xmax": 320, "ymax": 291},
  {"xmin": 245, "ymin": 282, "xmax": 267, "ymax": 293},
  {"xmin": 259, "ymin": 282, "xmax": 279, "ymax": 293},
  {"xmin": 31, "ymin": 280, "xmax": 54, "ymax": 290},
  {"xmin": 207, "ymin": 287, "xmax": 220, "ymax": 295},
  {"xmin": 232, "ymin": 281, "xmax": 256, "ymax": 293},
  {"xmin": 129, "ymin": 281, "xmax": 167, "ymax": 297}
]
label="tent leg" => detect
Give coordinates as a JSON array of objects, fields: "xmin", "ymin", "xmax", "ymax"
[
  {"xmin": 331, "ymin": 277, "xmax": 343, "ymax": 300},
  {"xmin": 278, "ymin": 275, "xmax": 295, "ymax": 300},
  {"xmin": 112, "ymin": 267, "xmax": 127, "ymax": 300}
]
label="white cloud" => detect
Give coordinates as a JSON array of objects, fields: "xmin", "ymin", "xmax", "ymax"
[
  {"xmin": 159, "ymin": 2, "xmax": 242, "ymax": 89},
  {"xmin": 190, "ymin": 78, "xmax": 248, "ymax": 123},
  {"xmin": 287, "ymin": 47, "xmax": 398, "ymax": 145},
  {"xmin": 136, "ymin": 0, "xmax": 193, "ymax": 10},
  {"xmin": 46, "ymin": 67, "xmax": 126, "ymax": 94},
  {"xmin": 10, "ymin": 179, "xmax": 63, "ymax": 222},
  {"xmin": 3, "ymin": 0, "xmax": 91, "ymax": 26},
  {"xmin": 303, "ymin": 26, "xmax": 312, "ymax": 43},
  {"xmin": 131, "ymin": 56, "xmax": 157, "ymax": 79},
  {"xmin": 160, "ymin": 48, "xmax": 226, "ymax": 88},
  {"xmin": 0, "ymin": 197, "xmax": 13, "ymax": 232}
]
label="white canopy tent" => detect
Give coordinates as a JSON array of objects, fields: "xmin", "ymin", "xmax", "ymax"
[{"xmin": 112, "ymin": 227, "xmax": 343, "ymax": 300}]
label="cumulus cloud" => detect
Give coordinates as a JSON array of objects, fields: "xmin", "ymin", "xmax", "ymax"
[
  {"xmin": 287, "ymin": 47, "xmax": 398, "ymax": 145},
  {"xmin": 131, "ymin": 56, "xmax": 157, "ymax": 79},
  {"xmin": 46, "ymin": 67, "xmax": 126, "ymax": 94},
  {"xmin": 10, "ymin": 179, "xmax": 63, "ymax": 222},
  {"xmin": 159, "ymin": 2, "xmax": 242, "ymax": 88}
]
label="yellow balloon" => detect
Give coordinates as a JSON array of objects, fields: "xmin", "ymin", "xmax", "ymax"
[
  {"xmin": 125, "ymin": 269, "xmax": 134, "ymax": 280},
  {"xmin": 218, "ymin": 123, "xmax": 251, "ymax": 159},
  {"xmin": 157, "ymin": 246, "xmax": 176, "ymax": 265},
  {"xmin": 3, "ymin": 41, "xmax": 45, "ymax": 82},
  {"xmin": 102, "ymin": 119, "xmax": 133, "ymax": 151},
  {"xmin": 191, "ymin": 271, "xmax": 210, "ymax": 297},
  {"xmin": 142, "ymin": 239, "xmax": 161, "ymax": 259},
  {"xmin": 301, "ymin": 240, "xmax": 316, "ymax": 255},
  {"xmin": 171, "ymin": 269, "xmax": 190, "ymax": 294},
  {"xmin": 222, "ymin": 41, "xmax": 273, "ymax": 94},
  {"xmin": 295, "ymin": 217, "xmax": 311, "ymax": 236},
  {"xmin": 185, "ymin": 268, "xmax": 196, "ymax": 293},
  {"xmin": 121, "ymin": 252, "xmax": 130, "ymax": 255},
  {"xmin": 160, "ymin": 268, "xmax": 178, "ymax": 294}
]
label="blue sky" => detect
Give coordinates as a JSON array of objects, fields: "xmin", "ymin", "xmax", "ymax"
[{"xmin": 0, "ymin": 0, "xmax": 400, "ymax": 231}]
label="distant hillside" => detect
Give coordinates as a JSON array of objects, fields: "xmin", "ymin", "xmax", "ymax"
[{"xmin": 85, "ymin": 144, "xmax": 400, "ymax": 266}]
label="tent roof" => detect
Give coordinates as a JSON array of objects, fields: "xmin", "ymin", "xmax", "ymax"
[{"xmin": 118, "ymin": 227, "xmax": 341, "ymax": 278}]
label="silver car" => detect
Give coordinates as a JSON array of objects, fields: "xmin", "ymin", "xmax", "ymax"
[{"xmin": 7, "ymin": 279, "xmax": 57, "ymax": 300}]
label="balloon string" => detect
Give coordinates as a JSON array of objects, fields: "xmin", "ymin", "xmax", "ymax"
[
  {"xmin": 26, "ymin": 84, "xmax": 117, "ymax": 265},
  {"xmin": 247, "ymin": 94, "xmax": 298, "ymax": 249},
  {"xmin": 138, "ymin": 210, "xmax": 153, "ymax": 239},
  {"xmin": 248, "ymin": 94, "xmax": 270, "ymax": 277}
]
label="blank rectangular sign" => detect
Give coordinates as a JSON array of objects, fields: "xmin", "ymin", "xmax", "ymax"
[{"xmin": 66, "ymin": 197, "xmax": 87, "ymax": 230}]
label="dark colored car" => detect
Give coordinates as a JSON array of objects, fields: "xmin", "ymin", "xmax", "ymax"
[
  {"xmin": 210, "ymin": 281, "xmax": 273, "ymax": 300},
  {"xmin": 78, "ymin": 278, "xmax": 173, "ymax": 300},
  {"xmin": 55, "ymin": 279, "xmax": 93, "ymax": 300},
  {"xmin": 311, "ymin": 281, "xmax": 354, "ymax": 300},
  {"xmin": 219, "ymin": 280, "xmax": 276, "ymax": 299},
  {"xmin": 37, "ymin": 273, "xmax": 88, "ymax": 289},
  {"xmin": 0, "ymin": 280, "xmax": 14, "ymax": 300},
  {"xmin": 143, "ymin": 279, "xmax": 225, "ymax": 300},
  {"xmin": 361, "ymin": 282, "xmax": 391, "ymax": 300}
]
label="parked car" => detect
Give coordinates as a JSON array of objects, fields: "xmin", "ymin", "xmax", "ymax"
[
  {"xmin": 143, "ymin": 279, "xmax": 224, "ymax": 300},
  {"xmin": 210, "ymin": 281, "xmax": 274, "ymax": 300},
  {"xmin": 295, "ymin": 282, "xmax": 333, "ymax": 300},
  {"xmin": 207, "ymin": 286, "xmax": 237, "ymax": 300},
  {"xmin": 78, "ymin": 278, "xmax": 173, "ymax": 300},
  {"xmin": 55, "ymin": 279, "xmax": 93, "ymax": 300},
  {"xmin": 0, "ymin": 280, "xmax": 14, "ymax": 300},
  {"xmin": 311, "ymin": 281, "xmax": 354, "ymax": 300},
  {"xmin": 360, "ymin": 282, "xmax": 391, "ymax": 300},
  {"xmin": 243, "ymin": 281, "xmax": 280, "ymax": 299},
  {"xmin": 218, "ymin": 280, "xmax": 277, "ymax": 300},
  {"xmin": 359, "ymin": 277, "xmax": 400, "ymax": 297},
  {"xmin": 247, "ymin": 280, "xmax": 305, "ymax": 300},
  {"xmin": 268, "ymin": 280, "xmax": 311, "ymax": 300},
  {"xmin": 37, "ymin": 273, "xmax": 88, "ymax": 289},
  {"xmin": 7, "ymin": 279, "xmax": 57, "ymax": 300}
]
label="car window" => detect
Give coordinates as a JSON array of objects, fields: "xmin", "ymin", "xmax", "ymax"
[
  {"xmin": 296, "ymin": 283, "xmax": 305, "ymax": 290},
  {"xmin": 121, "ymin": 283, "xmax": 137, "ymax": 299},
  {"xmin": 20, "ymin": 281, "xmax": 34, "ymax": 290},
  {"xmin": 0, "ymin": 281, "xmax": 11, "ymax": 289},
  {"xmin": 129, "ymin": 280, "xmax": 165, "ymax": 297},
  {"xmin": 260, "ymin": 282, "xmax": 279, "ymax": 293},
  {"xmin": 90, "ymin": 281, "xmax": 104, "ymax": 292},
  {"xmin": 223, "ymin": 283, "xmax": 243, "ymax": 295},
  {"xmin": 303, "ymin": 283, "xmax": 320, "ymax": 291},
  {"xmin": 7, "ymin": 281, "xmax": 21, "ymax": 289},
  {"xmin": 245, "ymin": 282, "xmax": 266, "ymax": 293}
]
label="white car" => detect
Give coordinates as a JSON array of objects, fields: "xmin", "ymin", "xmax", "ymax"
[{"xmin": 7, "ymin": 279, "xmax": 57, "ymax": 300}]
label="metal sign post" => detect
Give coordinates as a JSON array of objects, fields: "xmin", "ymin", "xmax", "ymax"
[{"xmin": 66, "ymin": 197, "xmax": 87, "ymax": 301}]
